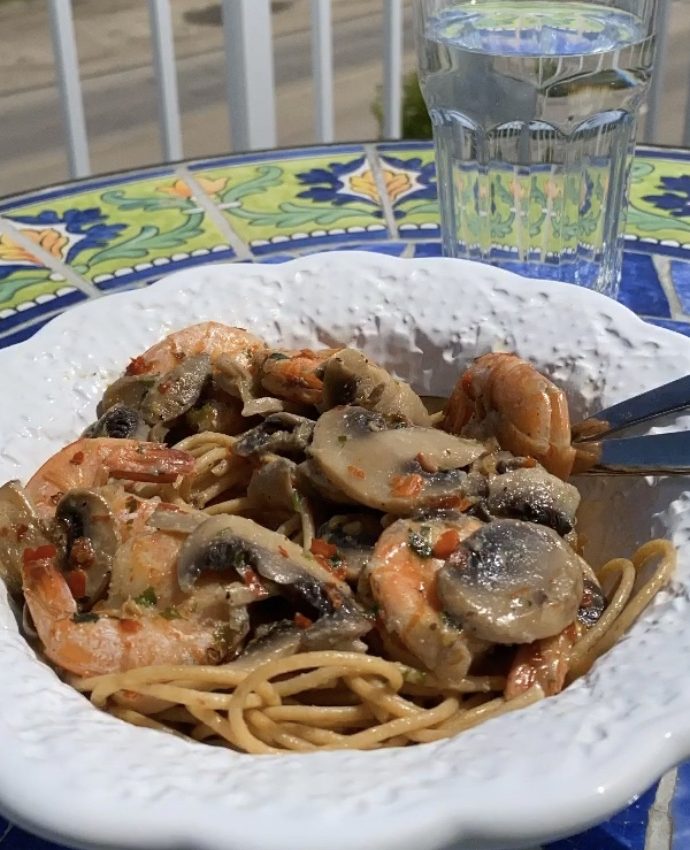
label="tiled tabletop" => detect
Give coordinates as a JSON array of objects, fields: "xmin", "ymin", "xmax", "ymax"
[{"xmin": 0, "ymin": 141, "xmax": 689, "ymax": 850}]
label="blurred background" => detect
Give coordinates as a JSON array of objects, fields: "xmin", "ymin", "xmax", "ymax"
[{"xmin": 1, "ymin": 0, "xmax": 689, "ymax": 198}]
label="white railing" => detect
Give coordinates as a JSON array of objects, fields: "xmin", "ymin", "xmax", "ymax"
[
  {"xmin": 46, "ymin": 0, "xmax": 680, "ymax": 180},
  {"xmin": 46, "ymin": 0, "xmax": 404, "ymax": 180}
]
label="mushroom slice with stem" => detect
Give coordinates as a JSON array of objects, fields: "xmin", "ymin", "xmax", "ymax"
[
  {"xmin": 436, "ymin": 518, "xmax": 583, "ymax": 645},
  {"xmin": 0, "ymin": 481, "xmax": 49, "ymax": 597},
  {"xmin": 141, "ymin": 354, "xmax": 211, "ymax": 426},
  {"xmin": 485, "ymin": 465, "xmax": 581, "ymax": 536},
  {"xmin": 234, "ymin": 413, "xmax": 315, "ymax": 459},
  {"xmin": 54, "ymin": 489, "xmax": 119, "ymax": 608},
  {"xmin": 177, "ymin": 514, "xmax": 371, "ymax": 635},
  {"xmin": 320, "ymin": 348, "xmax": 431, "ymax": 426},
  {"xmin": 309, "ymin": 406, "xmax": 485, "ymax": 515}
]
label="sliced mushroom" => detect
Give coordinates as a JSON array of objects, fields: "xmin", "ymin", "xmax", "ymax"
[
  {"xmin": 317, "ymin": 513, "xmax": 382, "ymax": 580},
  {"xmin": 96, "ymin": 374, "xmax": 157, "ymax": 418},
  {"xmin": 141, "ymin": 354, "xmax": 211, "ymax": 425},
  {"xmin": 185, "ymin": 397, "xmax": 246, "ymax": 436},
  {"xmin": 54, "ymin": 489, "xmax": 119, "ymax": 607},
  {"xmin": 247, "ymin": 457, "xmax": 299, "ymax": 513},
  {"xmin": 295, "ymin": 460, "xmax": 356, "ymax": 505},
  {"xmin": 485, "ymin": 466, "xmax": 581, "ymax": 536},
  {"xmin": 177, "ymin": 514, "xmax": 371, "ymax": 633},
  {"xmin": 0, "ymin": 481, "xmax": 48, "ymax": 596},
  {"xmin": 234, "ymin": 413, "xmax": 315, "ymax": 458},
  {"xmin": 83, "ymin": 404, "xmax": 149, "ymax": 440},
  {"xmin": 214, "ymin": 351, "xmax": 276, "ymax": 417},
  {"xmin": 320, "ymin": 348, "xmax": 431, "ymax": 426},
  {"xmin": 436, "ymin": 518, "xmax": 583, "ymax": 645},
  {"xmin": 309, "ymin": 406, "xmax": 486, "ymax": 515}
]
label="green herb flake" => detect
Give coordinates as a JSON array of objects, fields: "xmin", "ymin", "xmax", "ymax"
[
  {"xmin": 329, "ymin": 552, "xmax": 344, "ymax": 568},
  {"xmin": 161, "ymin": 606, "xmax": 181, "ymax": 620},
  {"xmin": 337, "ymin": 435, "xmax": 348, "ymax": 446},
  {"xmin": 72, "ymin": 612, "xmax": 99, "ymax": 623},
  {"xmin": 402, "ymin": 666, "xmax": 428, "ymax": 685},
  {"xmin": 408, "ymin": 530, "xmax": 432, "ymax": 558},
  {"xmin": 134, "ymin": 587, "xmax": 158, "ymax": 607},
  {"xmin": 268, "ymin": 352, "xmax": 289, "ymax": 361}
]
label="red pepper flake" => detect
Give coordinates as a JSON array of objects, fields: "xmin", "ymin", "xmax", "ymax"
[
  {"xmin": 69, "ymin": 451, "xmax": 85, "ymax": 466},
  {"xmin": 521, "ymin": 456, "xmax": 538, "ymax": 468},
  {"xmin": 416, "ymin": 452, "xmax": 439, "ymax": 474},
  {"xmin": 14, "ymin": 524, "xmax": 28, "ymax": 541},
  {"xmin": 293, "ymin": 613, "xmax": 313, "ymax": 630},
  {"xmin": 429, "ymin": 494, "xmax": 472, "ymax": 511},
  {"xmin": 158, "ymin": 379, "xmax": 172, "ymax": 395},
  {"xmin": 125, "ymin": 355, "xmax": 148, "ymax": 376},
  {"xmin": 390, "ymin": 473, "xmax": 424, "ymax": 497},
  {"xmin": 278, "ymin": 545, "xmax": 289, "ymax": 558},
  {"xmin": 310, "ymin": 538, "xmax": 338, "ymax": 559},
  {"xmin": 347, "ymin": 465, "xmax": 366, "ymax": 480},
  {"xmin": 240, "ymin": 567, "xmax": 269, "ymax": 599},
  {"xmin": 70, "ymin": 537, "xmax": 96, "ymax": 569},
  {"xmin": 22, "ymin": 544, "xmax": 57, "ymax": 565},
  {"xmin": 119, "ymin": 618, "xmax": 142, "ymax": 634},
  {"xmin": 66, "ymin": 569, "xmax": 87, "ymax": 599},
  {"xmin": 432, "ymin": 530, "xmax": 461, "ymax": 560}
]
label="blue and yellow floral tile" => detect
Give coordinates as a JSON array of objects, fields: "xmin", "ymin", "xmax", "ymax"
[
  {"xmin": 376, "ymin": 142, "xmax": 439, "ymax": 239},
  {"xmin": 0, "ymin": 230, "xmax": 86, "ymax": 337},
  {"xmin": 0, "ymin": 170, "xmax": 235, "ymax": 291},
  {"xmin": 188, "ymin": 146, "xmax": 389, "ymax": 254}
]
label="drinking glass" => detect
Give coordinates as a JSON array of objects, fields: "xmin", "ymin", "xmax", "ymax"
[{"xmin": 415, "ymin": 0, "xmax": 658, "ymax": 296}]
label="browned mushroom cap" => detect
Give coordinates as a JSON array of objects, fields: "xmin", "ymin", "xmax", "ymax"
[
  {"xmin": 141, "ymin": 354, "xmax": 211, "ymax": 425},
  {"xmin": 83, "ymin": 404, "xmax": 149, "ymax": 440},
  {"xmin": 0, "ymin": 481, "xmax": 47, "ymax": 596},
  {"xmin": 320, "ymin": 348, "xmax": 431, "ymax": 426},
  {"xmin": 436, "ymin": 518, "xmax": 583, "ymax": 645},
  {"xmin": 234, "ymin": 413, "xmax": 315, "ymax": 458},
  {"xmin": 96, "ymin": 374, "xmax": 157, "ymax": 418},
  {"xmin": 485, "ymin": 466, "xmax": 581, "ymax": 536},
  {"xmin": 55, "ymin": 489, "xmax": 119, "ymax": 607},
  {"xmin": 308, "ymin": 406, "xmax": 485, "ymax": 515}
]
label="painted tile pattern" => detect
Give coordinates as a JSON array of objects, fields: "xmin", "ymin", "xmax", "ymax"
[{"xmin": 0, "ymin": 142, "xmax": 689, "ymax": 850}]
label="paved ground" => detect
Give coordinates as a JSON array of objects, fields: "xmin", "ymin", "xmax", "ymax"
[{"xmin": 0, "ymin": 0, "xmax": 688, "ymax": 197}]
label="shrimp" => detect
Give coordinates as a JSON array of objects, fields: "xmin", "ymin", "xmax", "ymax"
[
  {"xmin": 21, "ymin": 545, "xmax": 222, "ymax": 677},
  {"xmin": 367, "ymin": 514, "xmax": 487, "ymax": 685},
  {"xmin": 260, "ymin": 348, "xmax": 341, "ymax": 406},
  {"xmin": 443, "ymin": 352, "xmax": 576, "ymax": 480},
  {"xmin": 125, "ymin": 321, "xmax": 266, "ymax": 376},
  {"xmin": 26, "ymin": 438, "xmax": 195, "ymax": 520},
  {"xmin": 504, "ymin": 626, "xmax": 577, "ymax": 699}
]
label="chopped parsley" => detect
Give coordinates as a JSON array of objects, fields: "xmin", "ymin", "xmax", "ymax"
[
  {"xmin": 268, "ymin": 352, "xmax": 289, "ymax": 361},
  {"xmin": 408, "ymin": 528, "xmax": 432, "ymax": 558},
  {"xmin": 134, "ymin": 587, "xmax": 158, "ymax": 607},
  {"xmin": 337, "ymin": 434, "xmax": 348, "ymax": 446},
  {"xmin": 160, "ymin": 606, "xmax": 181, "ymax": 620},
  {"xmin": 72, "ymin": 612, "xmax": 99, "ymax": 623}
]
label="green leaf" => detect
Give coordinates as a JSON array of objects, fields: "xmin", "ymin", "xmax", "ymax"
[
  {"xmin": 102, "ymin": 190, "xmax": 193, "ymax": 212},
  {"xmin": 220, "ymin": 165, "xmax": 283, "ymax": 204},
  {"xmin": 134, "ymin": 587, "xmax": 158, "ymax": 607},
  {"xmin": 227, "ymin": 201, "xmax": 374, "ymax": 228},
  {"xmin": 626, "ymin": 204, "xmax": 690, "ymax": 233},
  {"xmin": 86, "ymin": 212, "xmax": 205, "ymax": 266}
]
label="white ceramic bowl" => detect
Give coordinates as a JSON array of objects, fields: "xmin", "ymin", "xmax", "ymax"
[{"xmin": 0, "ymin": 253, "xmax": 689, "ymax": 850}]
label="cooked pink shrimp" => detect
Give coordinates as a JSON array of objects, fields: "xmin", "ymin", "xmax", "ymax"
[
  {"xmin": 367, "ymin": 514, "xmax": 486, "ymax": 685},
  {"xmin": 21, "ymin": 545, "xmax": 222, "ymax": 677},
  {"xmin": 260, "ymin": 347, "xmax": 342, "ymax": 406},
  {"xmin": 443, "ymin": 352, "xmax": 576, "ymax": 480},
  {"xmin": 504, "ymin": 625, "xmax": 577, "ymax": 699},
  {"xmin": 125, "ymin": 321, "xmax": 266, "ymax": 376},
  {"xmin": 26, "ymin": 438, "xmax": 195, "ymax": 519}
]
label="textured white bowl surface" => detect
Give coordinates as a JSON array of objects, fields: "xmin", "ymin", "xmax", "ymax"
[{"xmin": 0, "ymin": 252, "xmax": 689, "ymax": 850}]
